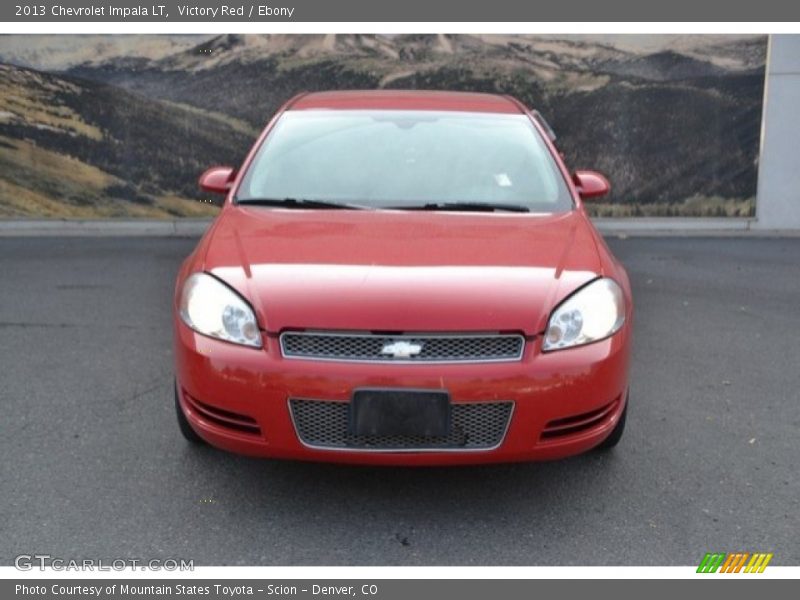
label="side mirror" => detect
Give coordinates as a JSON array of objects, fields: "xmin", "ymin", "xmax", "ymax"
[
  {"xmin": 199, "ymin": 166, "xmax": 236, "ymax": 196},
  {"xmin": 573, "ymin": 170, "xmax": 610, "ymax": 199}
]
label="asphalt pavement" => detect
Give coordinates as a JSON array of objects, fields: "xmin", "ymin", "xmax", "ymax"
[{"xmin": 1, "ymin": 236, "xmax": 798, "ymax": 566}]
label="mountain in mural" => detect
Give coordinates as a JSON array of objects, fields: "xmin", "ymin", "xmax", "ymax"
[
  {"xmin": 0, "ymin": 34, "xmax": 766, "ymax": 217},
  {"xmin": 0, "ymin": 62, "xmax": 251, "ymax": 217}
]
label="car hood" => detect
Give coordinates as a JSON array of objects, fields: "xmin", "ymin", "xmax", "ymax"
[{"xmin": 202, "ymin": 206, "xmax": 603, "ymax": 336}]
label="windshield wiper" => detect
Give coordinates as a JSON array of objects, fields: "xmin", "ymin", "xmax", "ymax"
[
  {"xmin": 388, "ymin": 202, "xmax": 530, "ymax": 213},
  {"xmin": 236, "ymin": 197, "xmax": 370, "ymax": 210}
]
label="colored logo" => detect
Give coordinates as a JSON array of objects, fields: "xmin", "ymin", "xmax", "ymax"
[{"xmin": 697, "ymin": 552, "xmax": 773, "ymax": 573}]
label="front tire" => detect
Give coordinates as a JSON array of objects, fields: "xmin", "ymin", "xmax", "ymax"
[
  {"xmin": 596, "ymin": 397, "xmax": 627, "ymax": 451},
  {"xmin": 175, "ymin": 382, "xmax": 205, "ymax": 445}
]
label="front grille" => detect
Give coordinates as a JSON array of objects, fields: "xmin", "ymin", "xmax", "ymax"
[
  {"xmin": 280, "ymin": 332, "xmax": 525, "ymax": 363},
  {"xmin": 289, "ymin": 399, "xmax": 513, "ymax": 451}
]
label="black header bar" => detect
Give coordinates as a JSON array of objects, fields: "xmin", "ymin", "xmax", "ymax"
[{"xmin": 2, "ymin": 0, "xmax": 800, "ymax": 23}]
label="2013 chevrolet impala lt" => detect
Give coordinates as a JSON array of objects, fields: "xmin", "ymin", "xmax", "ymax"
[{"xmin": 173, "ymin": 90, "xmax": 632, "ymax": 465}]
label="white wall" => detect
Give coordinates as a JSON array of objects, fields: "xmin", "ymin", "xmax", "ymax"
[{"xmin": 755, "ymin": 35, "xmax": 800, "ymax": 230}]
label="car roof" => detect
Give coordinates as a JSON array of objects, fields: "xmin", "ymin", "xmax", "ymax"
[{"xmin": 288, "ymin": 90, "xmax": 526, "ymax": 114}]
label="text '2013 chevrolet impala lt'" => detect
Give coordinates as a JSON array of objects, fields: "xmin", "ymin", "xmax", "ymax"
[{"xmin": 173, "ymin": 90, "xmax": 632, "ymax": 465}]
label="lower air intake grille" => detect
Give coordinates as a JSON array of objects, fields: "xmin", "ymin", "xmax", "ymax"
[
  {"xmin": 540, "ymin": 398, "xmax": 619, "ymax": 440},
  {"xmin": 184, "ymin": 391, "xmax": 261, "ymax": 436},
  {"xmin": 289, "ymin": 399, "xmax": 513, "ymax": 450}
]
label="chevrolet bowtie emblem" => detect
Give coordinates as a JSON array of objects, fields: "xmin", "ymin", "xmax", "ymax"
[{"xmin": 380, "ymin": 340, "xmax": 424, "ymax": 359}]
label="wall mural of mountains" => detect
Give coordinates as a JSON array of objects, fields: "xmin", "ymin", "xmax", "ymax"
[{"xmin": 0, "ymin": 34, "xmax": 766, "ymax": 218}]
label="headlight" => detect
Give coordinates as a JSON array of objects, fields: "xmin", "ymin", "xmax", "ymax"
[
  {"xmin": 543, "ymin": 278, "xmax": 625, "ymax": 351},
  {"xmin": 179, "ymin": 273, "xmax": 262, "ymax": 348}
]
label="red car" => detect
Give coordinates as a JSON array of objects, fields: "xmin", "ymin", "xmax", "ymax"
[{"xmin": 173, "ymin": 90, "xmax": 632, "ymax": 465}]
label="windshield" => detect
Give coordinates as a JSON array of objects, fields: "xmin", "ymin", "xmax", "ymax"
[{"xmin": 237, "ymin": 110, "xmax": 573, "ymax": 212}]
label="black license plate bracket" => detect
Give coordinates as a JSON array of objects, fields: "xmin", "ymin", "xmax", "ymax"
[{"xmin": 348, "ymin": 389, "xmax": 451, "ymax": 438}]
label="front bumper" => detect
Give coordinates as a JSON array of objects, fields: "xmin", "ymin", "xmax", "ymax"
[{"xmin": 174, "ymin": 322, "xmax": 630, "ymax": 465}]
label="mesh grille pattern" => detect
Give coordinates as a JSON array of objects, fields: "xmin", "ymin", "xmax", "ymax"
[
  {"xmin": 290, "ymin": 399, "xmax": 513, "ymax": 450},
  {"xmin": 281, "ymin": 332, "xmax": 524, "ymax": 363}
]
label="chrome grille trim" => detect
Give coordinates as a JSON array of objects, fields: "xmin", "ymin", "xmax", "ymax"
[
  {"xmin": 288, "ymin": 399, "xmax": 514, "ymax": 452},
  {"xmin": 279, "ymin": 331, "xmax": 525, "ymax": 364}
]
